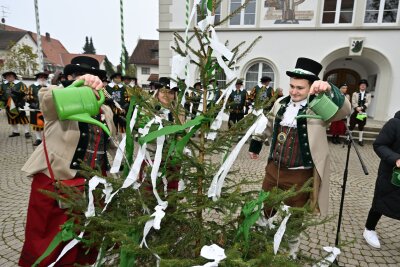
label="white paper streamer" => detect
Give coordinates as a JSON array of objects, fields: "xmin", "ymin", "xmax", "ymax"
[
  {"xmin": 193, "ymin": 244, "xmax": 226, "ymax": 267},
  {"xmin": 197, "ymin": 10, "xmax": 215, "ymax": 32},
  {"xmin": 273, "ymin": 205, "xmax": 291, "ymax": 255},
  {"xmin": 140, "ymin": 204, "xmax": 167, "ymax": 248},
  {"xmin": 171, "ymin": 54, "xmax": 190, "ymax": 80},
  {"xmin": 205, "ymin": 82, "xmax": 235, "ymax": 140},
  {"xmin": 312, "ymin": 247, "xmax": 341, "ymax": 267},
  {"xmin": 102, "ymin": 117, "xmax": 159, "ymax": 212},
  {"xmin": 48, "ymin": 232, "xmax": 84, "ymax": 267},
  {"xmin": 185, "ymin": 0, "xmax": 201, "ymax": 36},
  {"xmin": 85, "ymin": 176, "xmax": 113, "ymax": 218},
  {"xmin": 207, "ymin": 113, "xmax": 268, "ymax": 199},
  {"xmin": 110, "ymin": 106, "xmax": 138, "ymax": 173}
]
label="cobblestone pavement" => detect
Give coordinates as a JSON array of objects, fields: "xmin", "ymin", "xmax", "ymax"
[{"xmin": 0, "ymin": 111, "xmax": 398, "ymax": 266}]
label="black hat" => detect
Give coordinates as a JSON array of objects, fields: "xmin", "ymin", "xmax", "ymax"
[
  {"xmin": 34, "ymin": 72, "xmax": 49, "ymax": 79},
  {"xmin": 358, "ymin": 79, "xmax": 369, "ymax": 87},
  {"xmin": 122, "ymin": 75, "xmax": 137, "ymax": 81},
  {"xmin": 193, "ymin": 82, "xmax": 202, "ymax": 88},
  {"xmin": 110, "ymin": 72, "xmax": 123, "ymax": 80},
  {"xmin": 2, "ymin": 71, "xmax": 17, "ymax": 79},
  {"xmin": 64, "ymin": 56, "xmax": 106, "ymax": 78},
  {"xmin": 158, "ymin": 77, "xmax": 170, "ymax": 89},
  {"xmin": 236, "ymin": 79, "xmax": 243, "ymax": 85},
  {"xmin": 286, "ymin": 57, "xmax": 322, "ymax": 82},
  {"xmin": 260, "ymin": 76, "xmax": 272, "ymax": 83}
]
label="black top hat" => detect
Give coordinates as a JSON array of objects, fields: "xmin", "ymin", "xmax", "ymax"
[
  {"xmin": 64, "ymin": 56, "xmax": 106, "ymax": 78},
  {"xmin": 110, "ymin": 72, "xmax": 123, "ymax": 80},
  {"xmin": 193, "ymin": 82, "xmax": 202, "ymax": 88},
  {"xmin": 34, "ymin": 72, "xmax": 49, "ymax": 79},
  {"xmin": 122, "ymin": 75, "xmax": 137, "ymax": 81},
  {"xmin": 236, "ymin": 79, "xmax": 243, "ymax": 85},
  {"xmin": 2, "ymin": 71, "xmax": 17, "ymax": 79},
  {"xmin": 158, "ymin": 77, "xmax": 170, "ymax": 89},
  {"xmin": 358, "ymin": 79, "xmax": 369, "ymax": 87},
  {"xmin": 286, "ymin": 57, "xmax": 322, "ymax": 82},
  {"xmin": 260, "ymin": 76, "xmax": 272, "ymax": 83}
]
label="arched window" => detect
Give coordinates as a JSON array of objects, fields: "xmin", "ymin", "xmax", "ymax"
[{"xmin": 244, "ymin": 62, "xmax": 275, "ymax": 91}]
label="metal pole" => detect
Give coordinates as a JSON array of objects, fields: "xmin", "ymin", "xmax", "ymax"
[
  {"xmin": 34, "ymin": 0, "xmax": 44, "ymax": 72},
  {"xmin": 120, "ymin": 0, "xmax": 126, "ymax": 76}
]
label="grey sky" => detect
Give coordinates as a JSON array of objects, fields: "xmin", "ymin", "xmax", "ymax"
[{"xmin": 1, "ymin": 0, "xmax": 159, "ymax": 65}]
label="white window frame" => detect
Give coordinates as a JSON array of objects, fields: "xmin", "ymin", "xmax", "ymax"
[
  {"xmin": 244, "ymin": 62, "xmax": 275, "ymax": 91},
  {"xmin": 141, "ymin": 67, "xmax": 150, "ymax": 75},
  {"xmin": 196, "ymin": 2, "xmax": 221, "ymax": 24},
  {"xmin": 321, "ymin": 0, "xmax": 355, "ymax": 25},
  {"xmin": 363, "ymin": 0, "xmax": 400, "ymax": 24},
  {"xmin": 229, "ymin": 0, "xmax": 257, "ymax": 27}
]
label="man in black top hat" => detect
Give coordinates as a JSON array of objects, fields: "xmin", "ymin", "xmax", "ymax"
[
  {"xmin": 105, "ymin": 72, "xmax": 129, "ymax": 136},
  {"xmin": 349, "ymin": 79, "xmax": 372, "ymax": 146},
  {"xmin": 247, "ymin": 76, "xmax": 276, "ymax": 113},
  {"xmin": 228, "ymin": 79, "xmax": 247, "ymax": 128},
  {"xmin": 248, "ymin": 57, "xmax": 351, "ymax": 259},
  {"xmin": 122, "ymin": 75, "xmax": 138, "ymax": 88},
  {"xmin": 26, "ymin": 72, "xmax": 49, "ymax": 145},
  {"xmin": 0, "ymin": 71, "xmax": 31, "ymax": 138},
  {"xmin": 19, "ymin": 56, "xmax": 115, "ymax": 267}
]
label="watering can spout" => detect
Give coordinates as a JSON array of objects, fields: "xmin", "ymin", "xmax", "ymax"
[{"xmin": 67, "ymin": 113, "xmax": 111, "ymax": 136}]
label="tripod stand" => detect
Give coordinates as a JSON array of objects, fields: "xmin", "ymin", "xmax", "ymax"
[{"xmin": 333, "ymin": 123, "xmax": 369, "ymax": 266}]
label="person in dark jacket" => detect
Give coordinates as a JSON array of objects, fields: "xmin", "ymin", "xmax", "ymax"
[{"xmin": 363, "ymin": 110, "xmax": 400, "ymax": 249}]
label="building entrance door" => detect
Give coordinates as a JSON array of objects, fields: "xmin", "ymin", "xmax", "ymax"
[{"xmin": 324, "ymin": 68, "xmax": 360, "ymax": 98}]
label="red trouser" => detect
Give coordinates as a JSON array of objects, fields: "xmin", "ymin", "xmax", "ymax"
[{"xmin": 19, "ymin": 173, "xmax": 97, "ymax": 267}]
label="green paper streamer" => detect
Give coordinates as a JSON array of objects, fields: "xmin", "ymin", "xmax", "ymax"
[
  {"xmin": 236, "ymin": 191, "xmax": 270, "ymax": 249},
  {"xmin": 207, "ymin": 0, "xmax": 213, "ymax": 12},
  {"xmin": 119, "ymin": 229, "xmax": 140, "ymax": 267},
  {"xmin": 138, "ymin": 115, "xmax": 206, "ymax": 145},
  {"xmin": 32, "ymin": 220, "xmax": 76, "ymax": 267}
]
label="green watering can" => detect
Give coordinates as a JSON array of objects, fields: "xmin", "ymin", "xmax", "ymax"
[
  {"xmin": 296, "ymin": 93, "xmax": 338, "ymax": 121},
  {"xmin": 391, "ymin": 167, "xmax": 400, "ymax": 187},
  {"xmin": 52, "ymin": 80, "xmax": 111, "ymax": 136}
]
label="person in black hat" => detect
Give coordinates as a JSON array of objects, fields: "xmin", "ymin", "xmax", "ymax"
[
  {"xmin": 105, "ymin": 72, "xmax": 130, "ymax": 136},
  {"xmin": 26, "ymin": 72, "xmax": 49, "ymax": 146},
  {"xmin": 227, "ymin": 79, "xmax": 247, "ymax": 128},
  {"xmin": 0, "ymin": 71, "xmax": 31, "ymax": 138},
  {"xmin": 247, "ymin": 76, "xmax": 276, "ymax": 113},
  {"xmin": 349, "ymin": 79, "xmax": 372, "ymax": 146},
  {"xmin": 19, "ymin": 56, "xmax": 115, "ymax": 267},
  {"xmin": 248, "ymin": 57, "xmax": 351, "ymax": 259},
  {"xmin": 190, "ymin": 81, "xmax": 202, "ymax": 116},
  {"xmin": 329, "ymin": 84, "xmax": 350, "ymax": 144},
  {"xmin": 122, "ymin": 75, "xmax": 138, "ymax": 88}
]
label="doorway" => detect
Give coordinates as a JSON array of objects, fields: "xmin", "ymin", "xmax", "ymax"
[{"xmin": 324, "ymin": 68, "xmax": 360, "ymax": 98}]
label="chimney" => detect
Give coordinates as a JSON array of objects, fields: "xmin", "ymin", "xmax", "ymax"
[{"xmin": 46, "ymin": 32, "xmax": 50, "ymax": 42}]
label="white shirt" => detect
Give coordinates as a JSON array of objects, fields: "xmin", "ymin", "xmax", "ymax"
[{"xmin": 280, "ymin": 98, "xmax": 308, "ymax": 128}]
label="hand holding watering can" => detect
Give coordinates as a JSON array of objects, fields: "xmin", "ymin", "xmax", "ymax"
[
  {"xmin": 296, "ymin": 81, "xmax": 338, "ymax": 121},
  {"xmin": 52, "ymin": 74, "xmax": 111, "ymax": 136}
]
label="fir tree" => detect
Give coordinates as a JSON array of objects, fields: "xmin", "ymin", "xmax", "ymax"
[
  {"xmin": 104, "ymin": 56, "xmax": 115, "ymax": 77},
  {"xmin": 39, "ymin": 1, "xmax": 339, "ymax": 266},
  {"xmin": 82, "ymin": 36, "xmax": 90, "ymax": 54},
  {"xmin": 89, "ymin": 37, "xmax": 97, "ymax": 54}
]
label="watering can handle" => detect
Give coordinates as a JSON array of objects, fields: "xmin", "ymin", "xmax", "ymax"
[
  {"xmin": 68, "ymin": 79, "xmax": 105, "ymax": 105},
  {"xmin": 69, "ymin": 79, "xmax": 85, "ymax": 88}
]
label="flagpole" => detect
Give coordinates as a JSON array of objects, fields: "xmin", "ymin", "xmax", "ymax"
[
  {"xmin": 120, "ymin": 0, "xmax": 126, "ymax": 76},
  {"xmin": 34, "ymin": 0, "xmax": 44, "ymax": 72}
]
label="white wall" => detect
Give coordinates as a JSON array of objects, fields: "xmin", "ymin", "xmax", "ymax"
[
  {"xmin": 159, "ymin": 0, "xmax": 400, "ymax": 120},
  {"xmin": 136, "ymin": 65, "xmax": 159, "ymax": 86}
]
